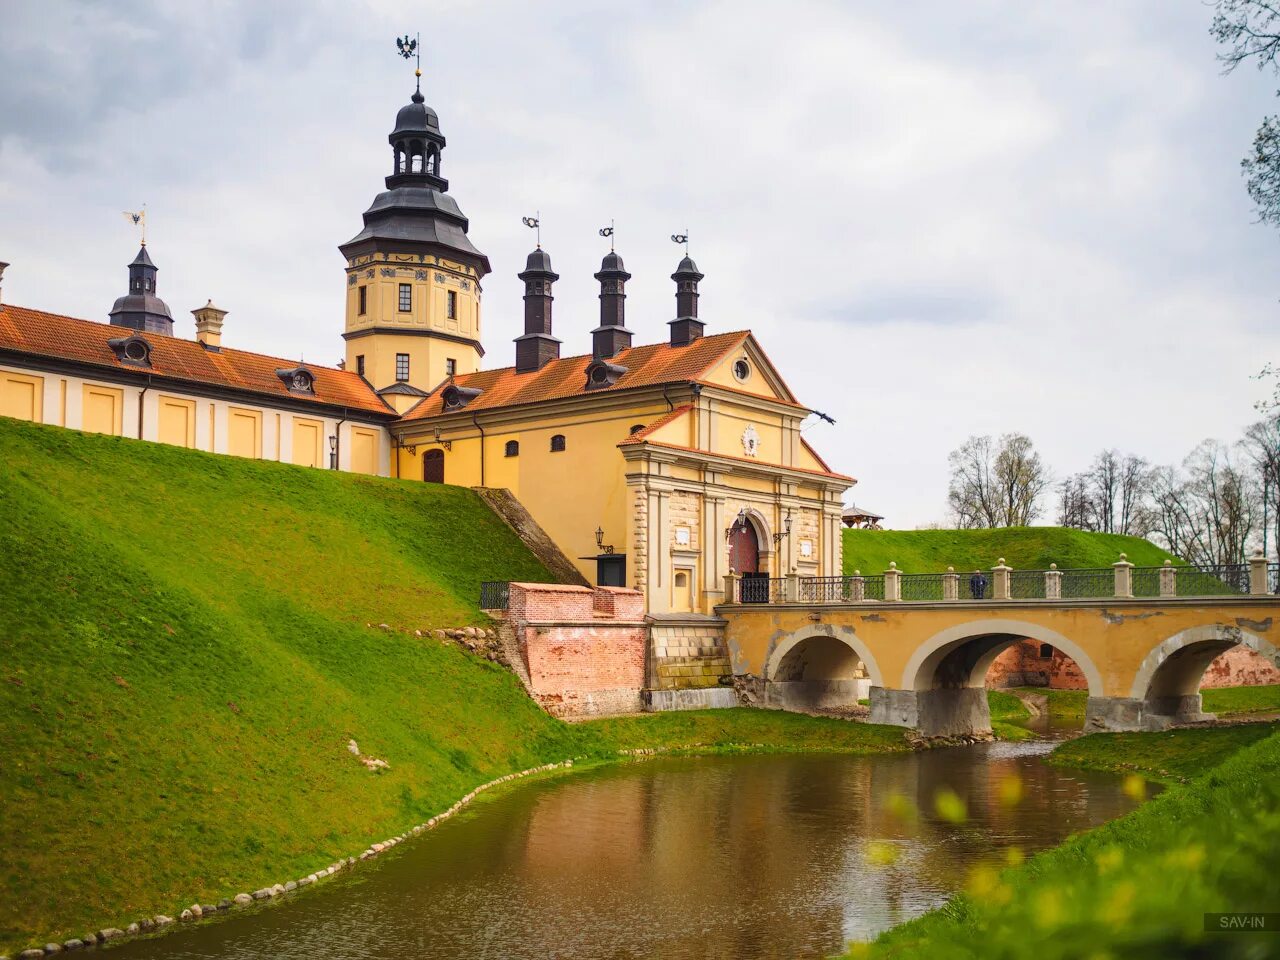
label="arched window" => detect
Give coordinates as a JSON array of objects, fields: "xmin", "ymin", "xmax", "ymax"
[
  {"xmin": 505, "ymin": 440, "xmax": 519, "ymax": 457},
  {"xmin": 550, "ymin": 434, "xmax": 566, "ymax": 452}
]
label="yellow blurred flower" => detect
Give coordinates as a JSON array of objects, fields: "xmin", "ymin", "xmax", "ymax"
[{"xmin": 934, "ymin": 787, "xmax": 967, "ymax": 824}]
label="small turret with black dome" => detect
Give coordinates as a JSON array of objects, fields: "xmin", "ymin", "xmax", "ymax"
[
  {"xmin": 514, "ymin": 246, "xmax": 561, "ymax": 373},
  {"xmin": 108, "ymin": 244, "xmax": 173, "ymax": 336},
  {"xmin": 669, "ymin": 255, "xmax": 705, "ymax": 346},
  {"xmin": 592, "ymin": 249, "xmax": 632, "ymax": 359}
]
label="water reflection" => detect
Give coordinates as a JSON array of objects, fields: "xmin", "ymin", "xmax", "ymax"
[{"xmin": 106, "ymin": 744, "xmax": 1151, "ymax": 960}]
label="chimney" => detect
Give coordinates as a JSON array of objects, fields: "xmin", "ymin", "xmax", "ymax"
[
  {"xmin": 0, "ymin": 262, "xmax": 9, "ymax": 309},
  {"xmin": 514, "ymin": 247, "xmax": 561, "ymax": 373},
  {"xmin": 193, "ymin": 300, "xmax": 228, "ymax": 350},
  {"xmin": 591, "ymin": 250, "xmax": 633, "ymax": 359},
  {"xmin": 668, "ymin": 255, "xmax": 705, "ymax": 346}
]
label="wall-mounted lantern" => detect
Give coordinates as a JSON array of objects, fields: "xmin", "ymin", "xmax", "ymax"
[
  {"xmin": 432, "ymin": 426, "xmax": 452, "ymax": 451},
  {"xmin": 773, "ymin": 510, "xmax": 793, "ymax": 546},
  {"xmin": 595, "ymin": 526, "xmax": 615, "ymax": 555},
  {"xmin": 328, "ymin": 434, "xmax": 337, "ymax": 470}
]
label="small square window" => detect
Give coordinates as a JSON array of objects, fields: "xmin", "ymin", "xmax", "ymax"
[
  {"xmin": 550, "ymin": 434, "xmax": 566, "ymax": 452},
  {"xmin": 398, "ymin": 283, "xmax": 412, "ymax": 312},
  {"xmin": 447, "ymin": 290, "xmax": 458, "ymax": 319},
  {"xmin": 356, "ymin": 355, "xmax": 365, "ymax": 376},
  {"xmin": 505, "ymin": 440, "xmax": 519, "ymax": 457},
  {"xmin": 396, "ymin": 353, "xmax": 410, "ymax": 382},
  {"xmin": 445, "ymin": 358, "xmax": 456, "ymax": 376},
  {"xmin": 358, "ymin": 286, "xmax": 367, "ymax": 315}
]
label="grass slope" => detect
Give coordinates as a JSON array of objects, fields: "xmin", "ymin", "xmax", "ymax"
[
  {"xmin": 853, "ymin": 725, "xmax": 1280, "ymax": 959},
  {"xmin": 0, "ymin": 418, "xmax": 911, "ymax": 953},
  {"xmin": 1049, "ymin": 725, "xmax": 1279, "ymax": 784},
  {"xmin": 844, "ymin": 527, "xmax": 1176, "ymax": 575}
]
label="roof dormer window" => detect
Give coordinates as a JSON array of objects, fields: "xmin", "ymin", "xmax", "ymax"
[
  {"xmin": 275, "ymin": 365, "xmax": 315, "ymax": 394},
  {"xmin": 107, "ymin": 334, "xmax": 153, "ymax": 367},
  {"xmin": 584, "ymin": 358, "xmax": 628, "ymax": 391},
  {"xmin": 442, "ymin": 384, "xmax": 483, "ymax": 411}
]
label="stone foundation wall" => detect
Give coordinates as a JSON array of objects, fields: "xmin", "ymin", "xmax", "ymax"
[{"xmin": 648, "ymin": 617, "xmax": 732, "ymax": 694}]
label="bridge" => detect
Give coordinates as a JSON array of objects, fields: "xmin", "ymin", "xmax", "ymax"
[{"xmin": 717, "ymin": 555, "xmax": 1280, "ymax": 735}]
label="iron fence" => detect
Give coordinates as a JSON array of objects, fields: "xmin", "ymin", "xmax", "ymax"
[
  {"xmin": 900, "ymin": 574, "xmax": 949, "ymax": 602},
  {"xmin": 1131, "ymin": 567, "xmax": 1163, "ymax": 598},
  {"xmin": 1009, "ymin": 571, "xmax": 1046, "ymax": 600},
  {"xmin": 1271, "ymin": 562, "xmax": 1280, "ymax": 595},
  {"xmin": 863, "ymin": 575, "xmax": 886, "ymax": 601},
  {"xmin": 741, "ymin": 576, "xmax": 788, "ymax": 604},
  {"xmin": 798, "ymin": 576, "xmax": 852, "ymax": 603},
  {"xmin": 1175, "ymin": 563, "xmax": 1249, "ymax": 597},
  {"xmin": 480, "ymin": 580, "xmax": 510, "ymax": 610},
  {"xmin": 1059, "ymin": 568, "xmax": 1115, "ymax": 599},
  {"xmin": 956, "ymin": 571, "xmax": 993, "ymax": 600}
]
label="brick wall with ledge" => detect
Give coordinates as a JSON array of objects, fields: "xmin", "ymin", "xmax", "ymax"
[{"xmin": 506, "ymin": 582, "xmax": 648, "ymax": 718}]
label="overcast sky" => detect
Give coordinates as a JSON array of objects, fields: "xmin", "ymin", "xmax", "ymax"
[{"xmin": 1, "ymin": 1, "xmax": 1276, "ymax": 527}]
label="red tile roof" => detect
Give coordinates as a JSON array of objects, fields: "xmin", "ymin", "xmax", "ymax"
[
  {"xmin": 401, "ymin": 331, "xmax": 753, "ymax": 421},
  {"xmin": 0, "ymin": 304, "xmax": 392, "ymax": 416},
  {"xmin": 617, "ymin": 404, "xmax": 695, "ymax": 444}
]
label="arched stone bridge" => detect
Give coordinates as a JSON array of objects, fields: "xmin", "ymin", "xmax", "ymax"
[{"xmin": 717, "ymin": 564, "xmax": 1280, "ymax": 735}]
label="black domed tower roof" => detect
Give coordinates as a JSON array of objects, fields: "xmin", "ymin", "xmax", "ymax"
[
  {"xmin": 108, "ymin": 245, "xmax": 174, "ymax": 336},
  {"xmin": 340, "ymin": 85, "xmax": 490, "ymax": 277}
]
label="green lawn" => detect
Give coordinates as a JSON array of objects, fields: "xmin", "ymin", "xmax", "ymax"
[
  {"xmin": 844, "ymin": 527, "xmax": 1176, "ymax": 576},
  {"xmin": 0, "ymin": 418, "xmax": 914, "ymax": 955},
  {"xmin": 987, "ymin": 690, "xmax": 1036, "ymax": 741},
  {"xmin": 852, "ymin": 725, "xmax": 1280, "ymax": 959},
  {"xmin": 1202, "ymin": 684, "xmax": 1280, "ymax": 715},
  {"xmin": 1048, "ymin": 724, "xmax": 1279, "ymax": 784},
  {"xmin": 1010, "ymin": 687, "xmax": 1088, "ymax": 720}
]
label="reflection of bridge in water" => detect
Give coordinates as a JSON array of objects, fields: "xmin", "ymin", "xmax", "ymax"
[{"xmin": 719, "ymin": 555, "xmax": 1280, "ymax": 735}]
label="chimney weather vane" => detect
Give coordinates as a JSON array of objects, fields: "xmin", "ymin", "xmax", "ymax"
[
  {"xmin": 598, "ymin": 220, "xmax": 615, "ymax": 251},
  {"xmin": 522, "ymin": 212, "xmax": 541, "ymax": 248},
  {"xmin": 122, "ymin": 205, "xmax": 147, "ymax": 246},
  {"xmin": 670, "ymin": 230, "xmax": 689, "ymax": 255}
]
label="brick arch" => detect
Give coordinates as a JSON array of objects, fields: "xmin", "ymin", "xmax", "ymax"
[
  {"xmin": 763, "ymin": 624, "xmax": 883, "ymax": 687},
  {"xmin": 1128, "ymin": 624, "xmax": 1280, "ymax": 700},
  {"xmin": 902, "ymin": 619, "xmax": 1104, "ymax": 698}
]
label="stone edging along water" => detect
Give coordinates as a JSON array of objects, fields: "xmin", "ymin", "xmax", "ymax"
[{"xmin": 7, "ymin": 760, "xmax": 577, "ymax": 960}]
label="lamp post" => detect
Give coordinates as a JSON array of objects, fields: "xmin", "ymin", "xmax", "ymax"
[{"xmin": 328, "ymin": 435, "xmax": 337, "ymax": 470}]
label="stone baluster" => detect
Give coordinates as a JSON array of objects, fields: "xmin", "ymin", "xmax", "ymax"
[
  {"xmin": 787, "ymin": 572, "xmax": 802, "ymax": 604},
  {"xmin": 992, "ymin": 558, "xmax": 1011, "ymax": 600},
  {"xmin": 943, "ymin": 566, "xmax": 958, "ymax": 601},
  {"xmin": 1159, "ymin": 559, "xmax": 1177, "ymax": 598},
  {"xmin": 1249, "ymin": 549, "xmax": 1269, "ymax": 595},
  {"xmin": 1113, "ymin": 553, "xmax": 1134, "ymax": 598},
  {"xmin": 849, "ymin": 570, "xmax": 866, "ymax": 603},
  {"xmin": 1045, "ymin": 563, "xmax": 1062, "ymax": 600},
  {"xmin": 723, "ymin": 573, "xmax": 741, "ymax": 604},
  {"xmin": 884, "ymin": 562, "xmax": 901, "ymax": 602}
]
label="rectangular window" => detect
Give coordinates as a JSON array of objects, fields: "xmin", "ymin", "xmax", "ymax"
[
  {"xmin": 358, "ymin": 286, "xmax": 367, "ymax": 315},
  {"xmin": 356, "ymin": 355, "xmax": 365, "ymax": 376},
  {"xmin": 396, "ymin": 353, "xmax": 410, "ymax": 382},
  {"xmin": 445, "ymin": 358, "xmax": 456, "ymax": 376},
  {"xmin": 447, "ymin": 289, "xmax": 457, "ymax": 319},
  {"xmin": 399, "ymin": 283, "xmax": 412, "ymax": 312}
]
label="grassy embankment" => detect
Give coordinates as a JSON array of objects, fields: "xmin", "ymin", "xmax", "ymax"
[
  {"xmin": 0, "ymin": 417, "xmax": 908, "ymax": 953},
  {"xmin": 850, "ymin": 724, "xmax": 1280, "ymax": 959},
  {"xmin": 843, "ymin": 526, "xmax": 1176, "ymax": 575},
  {"xmin": 1007, "ymin": 686, "xmax": 1280, "ymax": 726}
]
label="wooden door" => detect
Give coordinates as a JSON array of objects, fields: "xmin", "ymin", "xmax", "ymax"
[
  {"xmin": 423, "ymin": 448, "xmax": 444, "ymax": 483},
  {"xmin": 728, "ymin": 521, "xmax": 760, "ymax": 574}
]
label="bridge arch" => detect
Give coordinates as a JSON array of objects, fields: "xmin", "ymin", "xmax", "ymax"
[
  {"xmin": 1128, "ymin": 624, "xmax": 1280, "ymax": 723},
  {"xmin": 763, "ymin": 624, "xmax": 883, "ymax": 711},
  {"xmin": 903, "ymin": 619, "xmax": 1104, "ymax": 697}
]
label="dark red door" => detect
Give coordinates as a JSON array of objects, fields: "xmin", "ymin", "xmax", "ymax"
[
  {"xmin": 729, "ymin": 521, "xmax": 760, "ymax": 574},
  {"xmin": 423, "ymin": 449, "xmax": 444, "ymax": 483}
]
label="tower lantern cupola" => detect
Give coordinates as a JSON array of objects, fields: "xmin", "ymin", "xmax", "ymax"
[
  {"xmin": 668, "ymin": 255, "xmax": 704, "ymax": 347},
  {"xmin": 514, "ymin": 247, "xmax": 561, "ymax": 373},
  {"xmin": 591, "ymin": 250, "xmax": 633, "ymax": 359},
  {"xmin": 108, "ymin": 245, "xmax": 174, "ymax": 336},
  {"xmin": 388, "ymin": 86, "xmax": 447, "ymax": 190}
]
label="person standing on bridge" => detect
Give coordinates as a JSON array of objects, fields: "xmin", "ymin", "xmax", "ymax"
[{"xmin": 970, "ymin": 570, "xmax": 988, "ymax": 600}]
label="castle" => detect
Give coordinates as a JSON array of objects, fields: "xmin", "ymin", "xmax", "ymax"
[{"xmin": 0, "ymin": 78, "xmax": 853, "ymax": 615}]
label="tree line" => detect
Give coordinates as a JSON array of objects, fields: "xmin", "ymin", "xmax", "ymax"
[{"xmin": 945, "ymin": 415, "xmax": 1280, "ymax": 566}]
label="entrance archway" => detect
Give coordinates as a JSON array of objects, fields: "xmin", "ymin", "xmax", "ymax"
[{"xmin": 729, "ymin": 520, "xmax": 760, "ymax": 574}]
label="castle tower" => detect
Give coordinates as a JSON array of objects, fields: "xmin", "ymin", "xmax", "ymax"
[
  {"xmin": 108, "ymin": 245, "xmax": 174, "ymax": 335},
  {"xmin": 514, "ymin": 247, "xmax": 561, "ymax": 373},
  {"xmin": 339, "ymin": 80, "xmax": 490, "ymax": 403},
  {"xmin": 668, "ymin": 255, "xmax": 704, "ymax": 346},
  {"xmin": 591, "ymin": 250, "xmax": 632, "ymax": 359}
]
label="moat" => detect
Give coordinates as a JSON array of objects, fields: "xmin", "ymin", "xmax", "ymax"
[{"xmin": 103, "ymin": 741, "xmax": 1150, "ymax": 960}]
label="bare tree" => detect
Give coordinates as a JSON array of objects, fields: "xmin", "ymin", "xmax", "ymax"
[
  {"xmin": 1243, "ymin": 417, "xmax": 1280, "ymax": 559},
  {"xmin": 1212, "ymin": 1, "xmax": 1280, "ymax": 225},
  {"xmin": 948, "ymin": 433, "xmax": 1047, "ymax": 528},
  {"xmin": 1057, "ymin": 474, "xmax": 1094, "ymax": 529},
  {"xmin": 1148, "ymin": 441, "xmax": 1261, "ymax": 565},
  {"xmin": 1057, "ymin": 450, "xmax": 1152, "ymax": 535}
]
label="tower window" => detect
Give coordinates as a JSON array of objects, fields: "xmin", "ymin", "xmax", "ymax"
[
  {"xmin": 445, "ymin": 358, "xmax": 456, "ymax": 376},
  {"xmin": 447, "ymin": 290, "xmax": 457, "ymax": 319},
  {"xmin": 144, "ymin": 278, "xmax": 152, "ymax": 292},
  {"xmin": 396, "ymin": 353, "xmax": 410, "ymax": 382},
  {"xmin": 399, "ymin": 284, "xmax": 412, "ymax": 312},
  {"xmin": 550, "ymin": 434, "xmax": 566, "ymax": 452},
  {"xmin": 505, "ymin": 440, "xmax": 519, "ymax": 458},
  {"xmin": 356, "ymin": 355, "xmax": 365, "ymax": 376},
  {"xmin": 358, "ymin": 286, "xmax": 367, "ymax": 315}
]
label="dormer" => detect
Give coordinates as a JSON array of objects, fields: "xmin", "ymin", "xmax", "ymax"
[
  {"xmin": 275, "ymin": 365, "xmax": 315, "ymax": 394},
  {"xmin": 584, "ymin": 358, "xmax": 627, "ymax": 391},
  {"xmin": 107, "ymin": 334, "xmax": 153, "ymax": 368},
  {"xmin": 442, "ymin": 383, "xmax": 484, "ymax": 411}
]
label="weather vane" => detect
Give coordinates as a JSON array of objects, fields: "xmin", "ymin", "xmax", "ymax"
[
  {"xmin": 396, "ymin": 33, "xmax": 421, "ymax": 92},
  {"xmin": 670, "ymin": 230, "xmax": 689, "ymax": 255},
  {"xmin": 122, "ymin": 205, "xmax": 147, "ymax": 246},
  {"xmin": 598, "ymin": 220, "xmax": 615, "ymax": 252},
  {"xmin": 522, "ymin": 212, "xmax": 541, "ymax": 248}
]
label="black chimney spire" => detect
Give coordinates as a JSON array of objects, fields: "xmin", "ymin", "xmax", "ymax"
[
  {"xmin": 514, "ymin": 247, "xmax": 561, "ymax": 373},
  {"xmin": 668, "ymin": 255, "xmax": 704, "ymax": 347},
  {"xmin": 108, "ymin": 245, "xmax": 174, "ymax": 335},
  {"xmin": 591, "ymin": 250, "xmax": 633, "ymax": 359}
]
